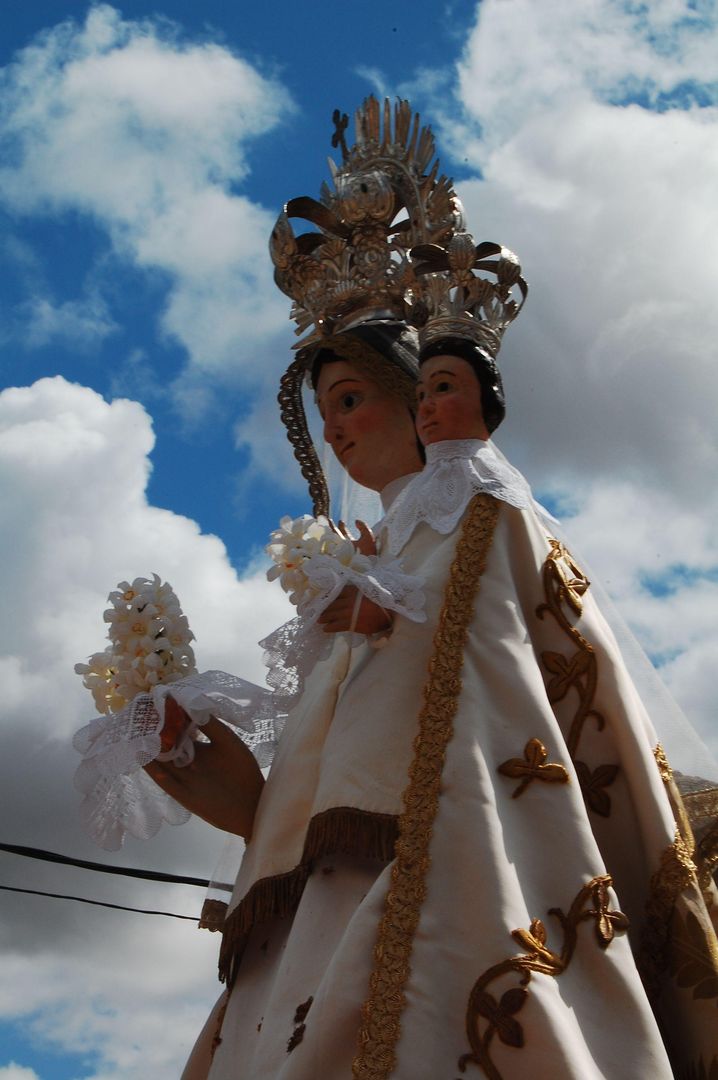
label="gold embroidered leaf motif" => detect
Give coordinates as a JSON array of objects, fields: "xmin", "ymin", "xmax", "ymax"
[
  {"xmin": 498, "ymin": 738, "xmax": 569, "ymax": 798},
  {"xmin": 541, "ymin": 650, "xmax": 591, "ymax": 703},
  {"xmin": 460, "ymin": 876, "xmax": 628, "ymax": 1078},
  {"xmin": 473, "ymin": 987, "xmax": 528, "ymax": 1048},
  {"xmin": 669, "ymin": 908, "xmax": 718, "ymax": 1002},
  {"xmin": 511, "ymin": 918, "xmax": 564, "ymax": 974},
  {"xmin": 589, "ymin": 877, "xmax": 631, "ymax": 948},
  {"xmin": 574, "ymin": 760, "xmax": 619, "ymax": 818}
]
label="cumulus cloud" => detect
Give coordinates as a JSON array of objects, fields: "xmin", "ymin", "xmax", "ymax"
[
  {"xmin": 0, "ymin": 376, "xmax": 292, "ymax": 1077},
  {"xmin": 433, "ymin": 0, "xmax": 718, "ymax": 758},
  {"xmin": 0, "ymin": 1066, "xmax": 41, "ymax": 1080},
  {"xmin": 0, "ymin": 4, "xmax": 292, "ymax": 375}
]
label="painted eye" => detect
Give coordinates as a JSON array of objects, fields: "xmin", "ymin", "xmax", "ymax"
[
  {"xmin": 436, "ymin": 380, "xmax": 452, "ymax": 393},
  {"xmin": 340, "ymin": 392, "xmax": 359, "ymax": 410}
]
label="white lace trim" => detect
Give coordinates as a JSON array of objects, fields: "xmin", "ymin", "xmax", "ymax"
[
  {"xmin": 72, "ymin": 670, "xmax": 281, "ymax": 851},
  {"xmin": 381, "ymin": 439, "xmax": 542, "ymax": 556},
  {"xmin": 261, "ymin": 552, "xmax": 426, "ymax": 713}
]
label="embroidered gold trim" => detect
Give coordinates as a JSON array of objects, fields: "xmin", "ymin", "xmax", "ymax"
[
  {"xmin": 537, "ymin": 539, "xmax": 618, "ymax": 817},
  {"xmin": 219, "ymin": 806, "xmax": 399, "ymax": 987},
  {"xmin": 676, "ymin": 778, "xmax": 718, "ymax": 890},
  {"xmin": 497, "ymin": 737, "xmax": 570, "ymax": 798},
  {"xmin": 638, "ymin": 827, "xmax": 697, "ymax": 1001},
  {"xmin": 352, "ymin": 494, "xmax": 499, "ymax": 1080},
  {"xmin": 458, "ymin": 875, "xmax": 629, "ymax": 1079},
  {"xmin": 654, "ymin": 743, "xmax": 674, "ymax": 784}
]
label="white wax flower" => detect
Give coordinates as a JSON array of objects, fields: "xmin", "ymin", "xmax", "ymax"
[
  {"xmin": 266, "ymin": 515, "xmax": 371, "ymax": 612},
  {"xmin": 75, "ymin": 574, "xmax": 197, "ymax": 714}
]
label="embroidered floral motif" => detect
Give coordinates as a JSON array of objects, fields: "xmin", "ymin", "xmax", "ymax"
[
  {"xmin": 353, "ymin": 495, "xmax": 499, "ymax": 1080},
  {"xmin": 573, "ymin": 761, "xmax": 620, "ymax": 818},
  {"xmin": 287, "ymin": 996, "xmax": 314, "ymax": 1053},
  {"xmin": 458, "ymin": 876, "xmax": 629, "ymax": 1079},
  {"xmin": 536, "ymin": 539, "xmax": 619, "ymax": 816},
  {"xmin": 497, "ymin": 738, "xmax": 569, "ymax": 798}
]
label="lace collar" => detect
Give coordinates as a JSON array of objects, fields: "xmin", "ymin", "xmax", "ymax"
[{"xmin": 380, "ymin": 439, "xmax": 541, "ymax": 556}]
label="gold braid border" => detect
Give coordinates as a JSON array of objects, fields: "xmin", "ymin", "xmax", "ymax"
[{"xmin": 352, "ymin": 493, "xmax": 499, "ymax": 1079}]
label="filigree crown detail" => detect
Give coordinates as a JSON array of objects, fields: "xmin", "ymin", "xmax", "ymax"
[
  {"xmin": 410, "ymin": 235, "xmax": 527, "ymax": 359},
  {"xmin": 270, "ymin": 96, "xmax": 463, "ymax": 346},
  {"xmin": 270, "ymin": 96, "xmax": 527, "ymax": 358}
]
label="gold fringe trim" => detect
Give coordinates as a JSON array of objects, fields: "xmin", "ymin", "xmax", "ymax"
[
  {"xmin": 353, "ymin": 493, "xmax": 500, "ymax": 1080},
  {"xmin": 199, "ymin": 898, "xmax": 228, "ymax": 932},
  {"xmin": 637, "ymin": 827, "xmax": 697, "ymax": 1000},
  {"xmin": 218, "ymin": 806, "xmax": 398, "ymax": 987}
]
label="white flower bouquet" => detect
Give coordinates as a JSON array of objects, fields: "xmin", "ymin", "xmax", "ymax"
[
  {"xmin": 75, "ymin": 574, "xmax": 197, "ymax": 715},
  {"xmin": 73, "ymin": 575, "xmax": 279, "ymax": 850},
  {"xmin": 266, "ymin": 515, "xmax": 373, "ymax": 615}
]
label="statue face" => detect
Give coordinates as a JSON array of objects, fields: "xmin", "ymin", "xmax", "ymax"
[
  {"xmin": 416, "ymin": 355, "xmax": 489, "ymax": 446},
  {"xmin": 316, "ymin": 360, "xmax": 421, "ymax": 492}
]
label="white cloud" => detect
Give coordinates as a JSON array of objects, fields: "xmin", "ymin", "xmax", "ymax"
[
  {"xmin": 21, "ymin": 292, "xmax": 118, "ymax": 348},
  {"xmin": 0, "ymin": 4, "xmax": 292, "ymax": 374},
  {"xmin": 0, "ymin": 376, "xmax": 292, "ymax": 1077},
  {"xmin": 455, "ymin": 0, "xmax": 718, "ymax": 157},
  {"xmin": 0, "ymin": 1066, "xmax": 41, "ymax": 1080}
]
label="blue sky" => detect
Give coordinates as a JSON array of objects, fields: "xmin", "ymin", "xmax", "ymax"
[{"xmin": 1, "ymin": 1, "xmax": 717, "ymax": 1077}]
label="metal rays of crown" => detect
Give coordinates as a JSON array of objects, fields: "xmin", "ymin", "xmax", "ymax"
[{"xmin": 269, "ymin": 96, "xmax": 527, "ymax": 359}]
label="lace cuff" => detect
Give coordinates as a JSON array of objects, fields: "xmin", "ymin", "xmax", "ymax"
[
  {"xmin": 72, "ymin": 671, "xmax": 282, "ymax": 851},
  {"xmin": 298, "ymin": 552, "xmax": 426, "ymax": 624}
]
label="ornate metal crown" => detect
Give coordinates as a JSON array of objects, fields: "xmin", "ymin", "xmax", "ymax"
[
  {"xmin": 269, "ymin": 96, "xmax": 527, "ymax": 361},
  {"xmin": 269, "ymin": 96, "xmax": 464, "ymax": 347},
  {"xmin": 410, "ymin": 235, "xmax": 528, "ymax": 361}
]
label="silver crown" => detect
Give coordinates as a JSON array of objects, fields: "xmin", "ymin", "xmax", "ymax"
[
  {"xmin": 410, "ymin": 234, "xmax": 528, "ymax": 359},
  {"xmin": 269, "ymin": 96, "xmax": 464, "ymax": 346}
]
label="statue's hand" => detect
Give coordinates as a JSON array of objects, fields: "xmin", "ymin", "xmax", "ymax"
[
  {"xmin": 337, "ymin": 518, "xmax": 377, "ymax": 556},
  {"xmin": 317, "ymin": 586, "xmax": 392, "ymax": 636},
  {"xmin": 144, "ymin": 698, "xmax": 264, "ymax": 838}
]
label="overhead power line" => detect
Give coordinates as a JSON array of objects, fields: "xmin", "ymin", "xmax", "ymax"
[
  {"xmin": 0, "ymin": 842, "xmax": 211, "ymax": 887},
  {"xmin": 0, "ymin": 883, "xmax": 200, "ymax": 921}
]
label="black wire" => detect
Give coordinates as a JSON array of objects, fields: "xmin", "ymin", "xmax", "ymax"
[
  {"xmin": 0, "ymin": 883, "xmax": 200, "ymax": 921},
  {"xmin": 0, "ymin": 842, "xmax": 213, "ymax": 888}
]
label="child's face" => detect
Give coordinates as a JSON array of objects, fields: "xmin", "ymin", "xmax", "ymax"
[{"xmin": 416, "ymin": 355, "xmax": 489, "ymax": 446}]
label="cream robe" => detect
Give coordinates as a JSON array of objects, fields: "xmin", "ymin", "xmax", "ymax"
[{"xmin": 186, "ymin": 494, "xmax": 717, "ymax": 1080}]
